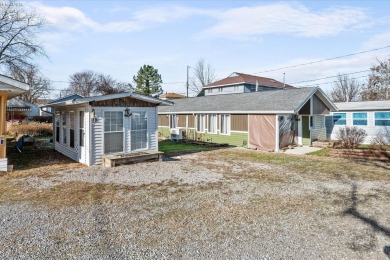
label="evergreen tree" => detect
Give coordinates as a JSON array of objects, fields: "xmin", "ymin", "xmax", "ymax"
[{"xmin": 133, "ymin": 65, "xmax": 163, "ymax": 96}]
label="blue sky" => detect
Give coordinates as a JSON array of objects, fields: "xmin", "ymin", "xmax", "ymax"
[{"xmin": 27, "ymin": 0, "xmax": 390, "ymax": 97}]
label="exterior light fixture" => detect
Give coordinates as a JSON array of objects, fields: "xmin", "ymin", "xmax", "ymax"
[
  {"xmin": 91, "ymin": 109, "xmax": 96, "ymax": 123},
  {"xmin": 124, "ymin": 108, "xmax": 132, "ymax": 117}
]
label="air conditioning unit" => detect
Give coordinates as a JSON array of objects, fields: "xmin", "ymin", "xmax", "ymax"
[{"xmin": 170, "ymin": 128, "xmax": 183, "ymax": 141}]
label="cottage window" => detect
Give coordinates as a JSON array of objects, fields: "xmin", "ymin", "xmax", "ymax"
[
  {"xmin": 375, "ymin": 112, "xmax": 390, "ymax": 126},
  {"xmin": 169, "ymin": 114, "xmax": 177, "ymax": 129},
  {"xmin": 353, "ymin": 112, "xmax": 367, "ymax": 126},
  {"xmin": 309, "ymin": 116, "xmax": 315, "ymax": 129},
  {"xmin": 69, "ymin": 111, "xmax": 75, "ymax": 148},
  {"xmin": 220, "ymin": 114, "xmax": 230, "ymax": 135},
  {"xmin": 104, "ymin": 111, "xmax": 123, "ymax": 154},
  {"xmin": 79, "ymin": 111, "xmax": 84, "ymax": 147},
  {"xmin": 208, "ymin": 114, "xmax": 217, "ymax": 134},
  {"xmin": 131, "ymin": 111, "xmax": 148, "ymax": 150},
  {"xmin": 333, "ymin": 113, "xmax": 346, "ymax": 125},
  {"xmin": 196, "ymin": 114, "xmax": 205, "ymax": 132},
  {"xmin": 55, "ymin": 113, "xmax": 60, "ymax": 143},
  {"xmin": 62, "ymin": 112, "xmax": 66, "ymax": 144}
]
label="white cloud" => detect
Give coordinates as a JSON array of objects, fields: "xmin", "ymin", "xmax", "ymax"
[
  {"xmin": 362, "ymin": 31, "xmax": 390, "ymax": 49},
  {"xmin": 201, "ymin": 3, "xmax": 367, "ymax": 39},
  {"xmin": 29, "ymin": 2, "xmax": 98, "ymax": 31},
  {"xmin": 29, "ymin": 2, "xmax": 199, "ymax": 33}
]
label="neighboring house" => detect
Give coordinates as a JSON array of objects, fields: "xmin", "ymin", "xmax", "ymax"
[
  {"xmin": 6, "ymin": 98, "xmax": 40, "ymax": 121},
  {"xmin": 159, "ymin": 93, "xmax": 186, "ymax": 100},
  {"xmin": 0, "ymin": 75, "xmax": 29, "ymax": 171},
  {"xmin": 326, "ymin": 100, "xmax": 390, "ymax": 144},
  {"xmin": 42, "ymin": 92, "xmax": 172, "ymax": 166},
  {"xmin": 158, "ymin": 87, "xmax": 337, "ymax": 151},
  {"xmin": 198, "ymin": 72, "xmax": 295, "ymax": 96}
]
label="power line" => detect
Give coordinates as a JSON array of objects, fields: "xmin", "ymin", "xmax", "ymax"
[
  {"xmin": 296, "ymin": 75, "xmax": 369, "ymax": 88},
  {"xmin": 253, "ymin": 45, "xmax": 390, "ymax": 74},
  {"xmin": 288, "ymin": 69, "xmax": 371, "ymax": 85}
]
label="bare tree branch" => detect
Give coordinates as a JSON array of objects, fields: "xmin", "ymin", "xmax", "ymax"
[
  {"xmin": 361, "ymin": 58, "xmax": 390, "ymax": 101},
  {"xmin": 329, "ymin": 74, "xmax": 361, "ymax": 102},
  {"xmin": 189, "ymin": 58, "xmax": 217, "ymax": 94},
  {"xmin": 0, "ymin": 1, "xmax": 47, "ymax": 71},
  {"xmin": 8, "ymin": 65, "xmax": 51, "ymax": 103}
]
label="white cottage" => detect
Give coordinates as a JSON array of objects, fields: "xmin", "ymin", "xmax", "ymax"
[
  {"xmin": 43, "ymin": 92, "xmax": 173, "ymax": 166},
  {"xmin": 326, "ymin": 100, "xmax": 390, "ymax": 144}
]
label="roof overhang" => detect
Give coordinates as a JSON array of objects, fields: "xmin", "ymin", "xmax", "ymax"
[
  {"xmin": 42, "ymin": 92, "xmax": 174, "ymax": 108},
  {"xmin": 158, "ymin": 110, "xmax": 295, "ymax": 115},
  {"xmin": 294, "ymin": 87, "xmax": 338, "ymax": 113},
  {"xmin": 0, "ymin": 75, "xmax": 29, "ymax": 100}
]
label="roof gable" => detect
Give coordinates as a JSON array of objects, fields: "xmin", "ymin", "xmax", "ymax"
[
  {"xmin": 43, "ymin": 92, "xmax": 173, "ymax": 108},
  {"xmin": 205, "ymin": 72, "xmax": 295, "ymax": 89}
]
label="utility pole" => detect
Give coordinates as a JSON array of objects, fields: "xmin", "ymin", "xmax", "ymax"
[{"xmin": 186, "ymin": 65, "xmax": 190, "ymax": 97}]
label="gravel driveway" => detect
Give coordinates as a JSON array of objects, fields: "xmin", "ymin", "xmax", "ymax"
[{"xmin": 1, "ymin": 148, "xmax": 390, "ymax": 259}]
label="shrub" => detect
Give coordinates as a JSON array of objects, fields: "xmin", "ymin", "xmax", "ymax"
[
  {"xmin": 371, "ymin": 129, "xmax": 390, "ymax": 149},
  {"xmin": 7, "ymin": 122, "xmax": 52, "ymax": 137},
  {"xmin": 336, "ymin": 126, "xmax": 367, "ymax": 148}
]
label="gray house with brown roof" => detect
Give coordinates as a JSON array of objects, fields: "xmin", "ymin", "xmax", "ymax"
[
  {"xmin": 198, "ymin": 72, "xmax": 294, "ymax": 96},
  {"xmin": 158, "ymin": 87, "xmax": 337, "ymax": 151}
]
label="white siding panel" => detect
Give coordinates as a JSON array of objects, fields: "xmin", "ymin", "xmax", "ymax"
[
  {"xmin": 53, "ymin": 107, "xmax": 79, "ymax": 162},
  {"xmin": 91, "ymin": 108, "xmax": 105, "ymax": 166},
  {"xmin": 329, "ymin": 111, "xmax": 390, "ymax": 144},
  {"xmin": 311, "ymin": 115, "xmax": 326, "ymax": 141}
]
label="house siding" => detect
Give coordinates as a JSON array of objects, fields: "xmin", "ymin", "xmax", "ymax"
[
  {"xmin": 91, "ymin": 106, "xmax": 158, "ymax": 166},
  {"xmin": 231, "ymin": 114, "xmax": 248, "ymax": 132},
  {"xmin": 328, "ymin": 111, "xmax": 390, "ymax": 144},
  {"xmin": 311, "ymin": 115, "xmax": 326, "ymax": 141},
  {"xmin": 53, "ymin": 107, "xmax": 81, "ymax": 163},
  {"xmin": 313, "ymin": 95, "xmax": 330, "ymax": 115},
  {"xmin": 158, "ymin": 115, "xmax": 169, "ymax": 127}
]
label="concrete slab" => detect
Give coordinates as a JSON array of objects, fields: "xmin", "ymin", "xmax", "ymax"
[{"xmin": 282, "ymin": 146, "xmax": 322, "ymax": 155}]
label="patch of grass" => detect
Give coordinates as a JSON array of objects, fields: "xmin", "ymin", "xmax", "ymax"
[
  {"xmin": 217, "ymin": 149, "xmax": 390, "ymax": 181},
  {"xmin": 307, "ymin": 148, "xmax": 330, "ymax": 157},
  {"xmin": 159, "ymin": 140, "xmax": 212, "ymax": 156}
]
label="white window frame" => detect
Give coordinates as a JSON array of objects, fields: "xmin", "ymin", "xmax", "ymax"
[
  {"xmin": 103, "ymin": 110, "xmax": 124, "ymax": 154},
  {"xmin": 79, "ymin": 111, "xmax": 85, "ymax": 147},
  {"xmin": 208, "ymin": 114, "xmax": 217, "ymax": 134},
  {"xmin": 130, "ymin": 111, "xmax": 149, "ymax": 151},
  {"xmin": 374, "ymin": 111, "xmax": 390, "ymax": 126},
  {"xmin": 196, "ymin": 114, "xmax": 206, "ymax": 133},
  {"xmin": 352, "ymin": 112, "xmax": 368, "ymax": 126},
  {"xmin": 69, "ymin": 111, "xmax": 75, "ymax": 149},
  {"xmin": 220, "ymin": 114, "xmax": 230, "ymax": 135},
  {"xmin": 309, "ymin": 115, "xmax": 315, "ymax": 130},
  {"xmin": 169, "ymin": 114, "xmax": 177, "ymax": 129},
  {"xmin": 62, "ymin": 112, "xmax": 67, "ymax": 144}
]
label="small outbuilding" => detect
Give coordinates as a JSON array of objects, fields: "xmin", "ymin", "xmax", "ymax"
[
  {"xmin": 326, "ymin": 100, "xmax": 390, "ymax": 143},
  {"xmin": 43, "ymin": 92, "xmax": 173, "ymax": 166}
]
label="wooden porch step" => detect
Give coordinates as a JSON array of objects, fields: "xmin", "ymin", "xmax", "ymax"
[{"xmin": 102, "ymin": 151, "xmax": 164, "ymax": 168}]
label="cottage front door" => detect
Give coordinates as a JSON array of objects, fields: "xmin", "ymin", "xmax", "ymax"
[{"xmin": 302, "ymin": 116, "xmax": 311, "ymax": 145}]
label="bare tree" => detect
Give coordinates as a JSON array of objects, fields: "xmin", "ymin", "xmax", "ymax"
[
  {"xmin": 61, "ymin": 70, "xmax": 130, "ymax": 97},
  {"xmin": 361, "ymin": 58, "xmax": 390, "ymax": 101},
  {"xmin": 189, "ymin": 58, "xmax": 217, "ymax": 94},
  {"xmin": 8, "ymin": 65, "xmax": 51, "ymax": 103},
  {"xmin": 329, "ymin": 74, "xmax": 361, "ymax": 102},
  {"xmin": 0, "ymin": 0, "xmax": 47, "ymax": 71}
]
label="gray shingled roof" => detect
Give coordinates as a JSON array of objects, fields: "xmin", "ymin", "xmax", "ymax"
[
  {"xmin": 335, "ymin": 100, "xmax": 390, "ymax": 111},
  {"xmin": 159, "ymin": 87, "xmax": 323, "ymax": 114}
]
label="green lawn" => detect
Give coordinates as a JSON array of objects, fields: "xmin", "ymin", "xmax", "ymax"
[{"xmin": 158, "ymin": 140, "xmax": 212, "ymax": 156}]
